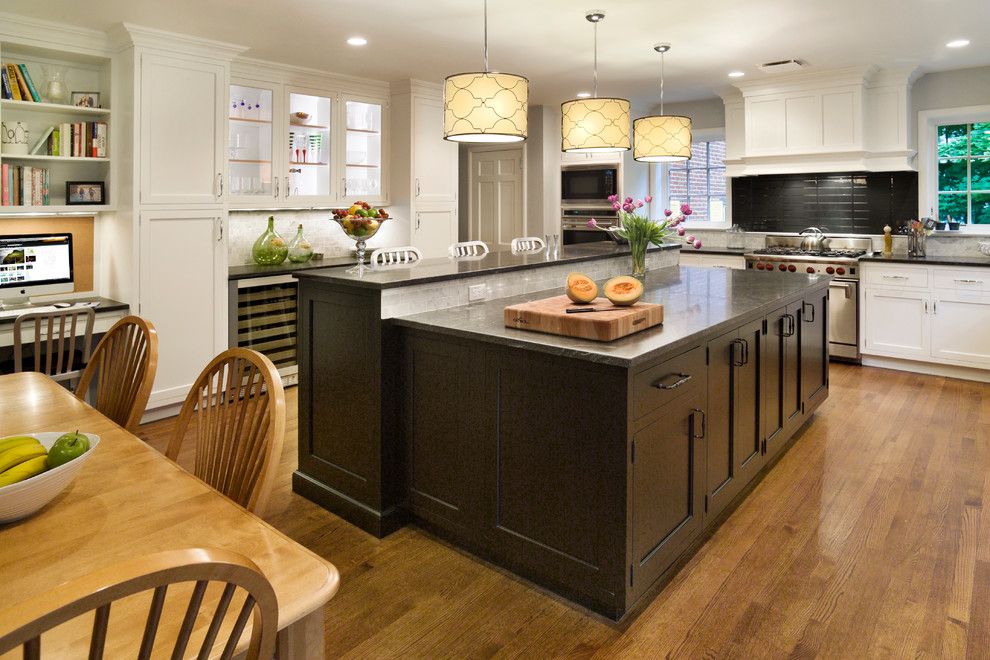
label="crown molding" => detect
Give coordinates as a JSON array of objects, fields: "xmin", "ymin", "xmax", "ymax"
[
  {"xmin": 0, "ymin": 11, "xmax": 112, "ymax": 57},
  {"xmin": 732, "ymin": 65, "xmax": 878, "ymax": 97},
  {"xmin": 232, "ymin": 56, "xmax": 388, "ymax": 96},
  {"xmin": 390, "ymin": 79, "xmax": 442, "ymax": 97},
  {"xmin": 109, "ymin": 23, "xmax": 248, "ymax": 60}
]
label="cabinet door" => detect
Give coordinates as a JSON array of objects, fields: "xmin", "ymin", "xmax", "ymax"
[
  {"xmin": 285, "ymin": 89, "xmax": 335, "ymax": 205},
  {"xmin": 783, "ymin": 302, "xmax": 802, "ymax": 430},
  {"xmin": 763, "ymin": 307, "xmax": 787, "ymax": 459},
  {"xmin": 799, "ymin": 291, "xmax": 829, "ymax": 413},
  {"xmin": 863, "ymin": 289, "xmax": 929, "ymax": 358},
  {"xmin": 413, "ymin": 96, "xmax": 457, "ymax": 203},
  {"xmin": 931, "ymin": 294, "xmax": 990, "ymax": 367},
  {"xmin": 413, "ymin": 207, "xmax": 457, "ymax": 259},
  {"xmin": 342, "ymin": 95, "xmax": 387, "ymax": 205},
  {"xmin": 734, "ymin": 319, "xmax": 764, "ymax": 479},
  {"xmin": 140, "ymin": 210, "xmax": 226, "ymax": 408},
  {"xmin": 228, "ymin": 81, "xmax": 281, "ymax": 206},
  {"xmin": 140, "ymin": 53, "xmax": 225, "ymax": 205},
  {"xmin": 632, "ymin": 389, "xmax": 705, "ymax": 598}
]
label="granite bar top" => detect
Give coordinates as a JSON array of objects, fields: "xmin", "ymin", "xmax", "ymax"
[
  {"xmin": 0, "ymin": 297, "xmax": 128, "ymax": 327},
  {"xmin": 293, "ymin": 242, "xmax": 682, "ymax": 290},
  {"xmin": 680, "ymin": 246, "xmax": 749, "ymax": 256},
  {"xmin": 860, "ymin": 254, "xmax": 990, "ymax": 268},
  {"xmin": 389, "ymin": 266, "xmax": 828, "ymax": 368},
  {"xmin": 228, "ymin": 256, "xmax": 360, "ymax": 280}
]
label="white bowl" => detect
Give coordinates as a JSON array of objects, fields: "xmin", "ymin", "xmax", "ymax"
[{"xmin": 0, "ymin": 433, "xmax": 100, "ymax": 524}]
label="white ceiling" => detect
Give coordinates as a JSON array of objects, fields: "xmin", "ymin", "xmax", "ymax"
[{"xmin": 6, "ymin": 0, "xmax": 990, "ymax": 105}]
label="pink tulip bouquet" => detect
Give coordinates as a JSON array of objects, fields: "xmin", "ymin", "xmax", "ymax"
[{"xmin": 587, "ymin": 195, "xmax": 702, "ymax": 276}]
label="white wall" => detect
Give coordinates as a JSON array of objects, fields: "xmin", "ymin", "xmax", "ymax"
[
  {"xmin": 643, "ymin": 97, "xmax": 726, "ymax": 131},
  {"xmin": 913, "ymin": 66, "xmax": 990, "ymax": 112}
]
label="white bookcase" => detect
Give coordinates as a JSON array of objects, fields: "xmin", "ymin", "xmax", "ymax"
[{"xmin": 0, "ymin": 41, "xmax": 112, "ymax": 212}]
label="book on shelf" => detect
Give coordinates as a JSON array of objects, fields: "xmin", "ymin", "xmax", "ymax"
[
  {"xmin": 4, "ymin": 64, "xmax": 22, "ymax": 100},
  {"xmin": 1, "ymin": 164, "xmax": 50, "ymax": 206},
  {"xmin": 37, "ymin": 122, "xmax": 108, "ymax": 158},
  {"xmin": 17, "ymin": 65, "xmax": 41, "ymax": 102},
  {"xmin": 0, "ymin": 68, "xmax": 11, "ymax": 101},
  {"xmin": 0, "ymin": 63, "xmax": 42, "ymax": 102}
]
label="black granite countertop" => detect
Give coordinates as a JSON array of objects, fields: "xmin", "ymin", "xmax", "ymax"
[
  {"xmin": 0, "ymin": 297, "xmax": 128, "ymax": 327},
  {"xmin": 860, "ymin": 254, "xmax": 990, "ymax": 268},
  {"xmin": 389, "ymin": 266, "xmax": 828, "ymax": 368},
  {"xmin": 228, "ymin": 256, "xmax": 360, "ymax": 280},
  {"xmin": 293, "ymin": 242, "xmax": 682, "ymax": 290},
  {"xmin": 680, "ymin": 246, "xmax": 750, "ymax": 256}
]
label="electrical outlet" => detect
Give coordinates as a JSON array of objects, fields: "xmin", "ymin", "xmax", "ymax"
[{"xmin": 468, "ymin": 284, "xmax": 488, "ymax": 302}]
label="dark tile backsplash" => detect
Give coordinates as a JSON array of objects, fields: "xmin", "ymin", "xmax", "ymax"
[{"xmin": 731, "ymin": 171, "xmax": 918, "ymax": 234}]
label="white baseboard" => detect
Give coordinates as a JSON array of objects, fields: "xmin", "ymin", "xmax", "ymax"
[{"xmin": 861, "ymin": 355, "xmax": 990, "ymax": 383}]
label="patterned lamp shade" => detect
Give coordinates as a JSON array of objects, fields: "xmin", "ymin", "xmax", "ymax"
[
  {"xmin": 560, "ymin": 97, "xmax": 631, "ymax": 152},
  {"xmin": 443, "ymin": 72, "xmax": 529, "ymax": 142},
  {"xmin": 633, "ymin": 115, "xmax": 692, "ymax": 162}
]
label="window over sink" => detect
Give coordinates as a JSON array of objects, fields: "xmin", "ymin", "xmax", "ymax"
[{"xmin": 936, "ymin": 122, "xmax": 990, "ymax": 225}]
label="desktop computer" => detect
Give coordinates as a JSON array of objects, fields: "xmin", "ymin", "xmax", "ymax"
[{"xmin": 0, "ymin": 233, "xmax": 74, "ymax": 310}]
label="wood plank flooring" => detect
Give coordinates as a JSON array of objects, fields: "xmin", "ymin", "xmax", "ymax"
[{"xmin": 139, "ymin": 363, "xmax": 990, "ymax": 658}]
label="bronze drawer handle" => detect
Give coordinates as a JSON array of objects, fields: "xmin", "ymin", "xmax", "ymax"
[
  {"xmin": 692, "ymin": 409, "xmax": 706, "ymax": 439},
  {"xmin": 653, "ymin": 373, "xmax": 692, "ymax": 390}
]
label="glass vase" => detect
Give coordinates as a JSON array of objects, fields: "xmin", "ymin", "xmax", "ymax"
[
  {"xmin": 628, "ymin": 236, "xmax": 648, "ymax": 278},
  {"xmin": 251, "ymin": 216, "xmax": 288, "ymax": 265},
  {"xmin": 287, "ymin": 224, "xmax": 314, "ymax": 263}
]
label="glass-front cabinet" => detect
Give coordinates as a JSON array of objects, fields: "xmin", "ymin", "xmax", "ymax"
[{"xmin": 227, "ymin": 79, "xmax": 387, "ymax": 209}]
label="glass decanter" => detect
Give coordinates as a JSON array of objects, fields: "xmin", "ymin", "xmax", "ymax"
[
  {"xmin": 287, "ymin": 224, "xmax": 314, "ymax": 263},
  {"xmin": 251, "ymin": 216, "xmax": 288, "ymax": 265}
]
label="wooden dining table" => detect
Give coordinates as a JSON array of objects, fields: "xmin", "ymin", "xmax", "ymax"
[{"xmin": 0, "ymin": 372, "xmax": 340, "ymax": 657}]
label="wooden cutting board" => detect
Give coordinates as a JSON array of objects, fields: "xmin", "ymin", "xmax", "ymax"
[{"xmin": 504, "ymin": 295, "xmax": 663, "ymax": 341}]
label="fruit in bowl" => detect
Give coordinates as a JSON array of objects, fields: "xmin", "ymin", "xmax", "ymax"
[
  {"xmin": 332, "ymin": 201, "xmax": 389, "ymax": 239},
  {"xmin": 0, "ymin": 432, "xmax": 99, "ymax": 523}
]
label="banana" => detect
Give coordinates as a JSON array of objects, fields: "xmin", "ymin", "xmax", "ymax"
[
  {"xmin": 0, "ymin": 443, "xmax": 47, "ymax": 474},
  {"xmin": 0, "ymin": 455, "xmax": 48, "ymax": 488},
  {"xmin": 0, "ymin": 436, "xmax": 41, "ymax": 454}
]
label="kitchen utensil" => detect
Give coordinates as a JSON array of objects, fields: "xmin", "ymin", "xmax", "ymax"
[{"xmin": 504, "ymin": 295, "xmax": 663, "ymax": 341}]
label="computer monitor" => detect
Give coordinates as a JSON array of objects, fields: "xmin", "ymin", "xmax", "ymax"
[{"xmin": 0, "ymin": 233, "xmax": 74, "ymax": 309}]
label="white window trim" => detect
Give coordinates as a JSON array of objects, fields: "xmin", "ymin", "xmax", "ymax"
[
  {"xmin": 649, "ymin": 128, "xmax": 731, "ymax": 230},
  {"xmin": 918, "ymin": 104, "xmax": 990, "ymax": 235}
]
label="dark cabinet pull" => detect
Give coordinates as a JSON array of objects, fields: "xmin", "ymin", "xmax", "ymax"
[
  {"xmin": 802, "ymin": 301, "xmax": 815, "ymax": 323},
  {"xmin": 691, "ymin": 408, "xmax": 706, "ymax": 439},
  {"xmin": 653, "ymin": 373, "xmax": 692, "ymax": 390},
  {"xmin": 731, "ymin": 338, "xmax": 748, "ymax": 366}
]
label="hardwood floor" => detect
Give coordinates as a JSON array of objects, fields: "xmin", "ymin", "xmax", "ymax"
[{"xmin": 140, "ymin": 363, "xmax": 990, "ymax": 658}]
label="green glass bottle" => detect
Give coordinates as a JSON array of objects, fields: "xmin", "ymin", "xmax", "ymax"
[
  {"xmin": 252, "ymin": 216, "xmax": 288, "ymax": 265},
  {"xmin": 287, "ymin": 224, "xmax": 314, "ymax": 263}
]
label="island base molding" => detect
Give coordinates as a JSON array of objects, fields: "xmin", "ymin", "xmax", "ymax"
[
  {"xmin": 861, "ymin": 355, "xmax": 990, "ymax": 383},
  {"xmin": 292, "ymin": 471, "xmax": 406, "ymax": 538}
]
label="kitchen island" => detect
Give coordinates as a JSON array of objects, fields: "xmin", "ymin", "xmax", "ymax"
[{"xmin": 295, "ymin": 251, "xmax": 830, "ymax": 619}]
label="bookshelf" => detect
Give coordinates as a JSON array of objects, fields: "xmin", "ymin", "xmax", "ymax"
[{"xmin": 0, "ymin": 41, "xmax": 111, "ymax": 212}]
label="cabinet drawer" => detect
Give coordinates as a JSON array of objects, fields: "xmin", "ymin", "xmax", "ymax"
[
  {"xmin": 633, "ymin": 346, "xmax": 706, "ymax": 419},
  {"xmin": 933, "ymin": 268, "xmax": 990, "ymax": 292},
  {"xmin": 864, "ymin": 265, "xmax": 929, "ymax": 289}
]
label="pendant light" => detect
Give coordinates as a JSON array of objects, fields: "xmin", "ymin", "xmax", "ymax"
[
  {"xmin": 561, "ymin": 11, "xmax": 630, "ymax": 153},
  {"xmin": 633, "ymin": 43, "xmax": 692, "ymax": 162},
  {"xmin": 443, "ymin": 0, "xmax": 528, "ymax": 143}
]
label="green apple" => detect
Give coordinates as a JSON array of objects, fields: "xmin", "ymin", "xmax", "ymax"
[{"xmin": 47, "ymin": 431, "xmax": 90, "ymax": 468}]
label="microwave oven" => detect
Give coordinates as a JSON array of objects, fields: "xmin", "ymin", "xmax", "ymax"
[{"xmin": 561, "ymin": 167, "xmax": 618, "ymax": 202}]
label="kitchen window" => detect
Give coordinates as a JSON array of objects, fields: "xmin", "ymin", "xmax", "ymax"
[
  {"xmin": 936, "ymin": 122, "xmax": 990, "ymax": 225},
  {"xmin": 652, "ymin": 137, "xmax": 728, "ymax": 228}
]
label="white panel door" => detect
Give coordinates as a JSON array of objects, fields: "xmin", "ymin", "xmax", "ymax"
[
  {"xmin": 822, "ymin": 90, "xmax": 856, "ymax": 148},
  {"xmin": 783, "ymin": 94, "xmax": 820, "ymax": 149},
  {"xmin": 413, "ymin": 207, "xmax": 457, "ymax": 259},
  {"xmin": 746, "ymin": 98, "xmax": 785, "ymax": 152},
  {"xmin": 931, "ymin": 294, "xmax": 990, "ymax": 366},
  {"xmin": 140, "ymin": 54, "xmax": 226, "ymax": 205},
  {"xmin": 472, "ymin": 149, "xmax": 523, "ymax": 248},
  {"xmin": 412, "ymin": 96, "xmax": 457, "ymax": 203},
  {"xmin": 863, "ymin": 289, "xmax": 929, "ymax": 358},
  {"xmin": 140, "ymin": 210, "xmax": 226, "ymax": 408}
]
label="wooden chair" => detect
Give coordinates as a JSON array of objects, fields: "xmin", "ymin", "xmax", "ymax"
[
  {"xmin": 13, "ymin": 307, "xmax": 95, "ymax": 383},
  {"xmin": 75, "ymin": 315, "xmax": 159, "ymax": 432},
  {"xmin": 370, "ymin": 245, "xmax": 423, "ymax": 266},
  {"xmin": 448, "ymin": 240, "xmax": 490, "ymax": 258},
  {"xmin": 0, "ymin": 548, "xmax": 277, "ymax": 660},
  {"xmin": 166, "ymin": 348, "xmax": 286, "ymax": 515},
  {"xmin": 510, "ymin": 236, "xmax": 546, "ymax": 252}
]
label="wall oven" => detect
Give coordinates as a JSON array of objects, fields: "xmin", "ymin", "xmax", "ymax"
[
  {"xmin": 561, "ymin": 207, "xmax": 617, "ymax": 245},
  {"xmin": 561, "ymin": 166, "xmax": 618, "ymax": 202}
]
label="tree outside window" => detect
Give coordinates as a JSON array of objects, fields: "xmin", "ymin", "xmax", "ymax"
[
  {"xmin": 666, "ymin": 140, "xmax": 727, "ymax": 224},
  {"xmin": 937, "ymin": 122, "xmax": 990, "ymax": 225}
]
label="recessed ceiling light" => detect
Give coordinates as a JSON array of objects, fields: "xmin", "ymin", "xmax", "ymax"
[
  {"xmin": 576, "ymin": 91, "xmax": 592, "ymax": 98},
  {"xmin": 728, "ymin": 71, "xmax": 745, "ymax": 78},
  {"xmin": 946, "ymin": 39, "xmax": 970, "ymax": 48},
  {"xmin": 347, "ymin": 36, "xmax": 368, "ymax": 46}
]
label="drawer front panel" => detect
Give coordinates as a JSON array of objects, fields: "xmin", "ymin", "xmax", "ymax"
[
  {"xmin": 864, "ymin": 265, "xmax": 929, "ymax": 289},
  {"xmin": 633, "ymin": 345, "xmax": 706, "ymax": 419},
  {"xmin": 933, "ymin": 268, "xmax": 990, "ymax": 292}
]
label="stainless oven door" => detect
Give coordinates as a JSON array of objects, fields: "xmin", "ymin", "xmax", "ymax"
[{"xmin": 828, "ymin": 278, "xmax": 859, "ymax": 361}]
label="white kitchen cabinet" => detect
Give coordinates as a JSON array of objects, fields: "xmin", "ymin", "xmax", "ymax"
[
  {"xmin": 139, "ymin": 210, "xmax": 227, "ymax": 408},
  {"xmin": 342, "ymin": 94, "xmax": 388, "ymax": 205},
  {"xmin": 413, "ymin": 207, "xmax": 458, "ymax": 259},
  {"xmin": 680, "ymin": 253, "xmax": 745, "ymax": 269},
  {"xmin": 228, "ymin": 80, "xmax": 281, "ymax": 205},
  {"xmin": 139, "ymin": 53, "xmax": 226, "ymax": 206},
  {"xmin": 863, "ymin": 289, "xmax": 930, "ymax": 358},
  {"xmin": 412, "ymin": 95, "xmax": 457, "ymax": 204},
  {"xmin": 931, "ymin": 294, "xmax": 990, "ymax": 367},
  {"xmin": 560, "ymin": 151, "xmax": 622, "ymax": 165}
]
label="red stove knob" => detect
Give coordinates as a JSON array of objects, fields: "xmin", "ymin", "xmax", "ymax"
[
  {"xmin": 778, "ymin": 264, "xmax": 787, "ymax": 271},
  {"xmin": 826, "ymin": 266, "xmax": 835, "ymax": 274},
  {"xmin": 836, "ymin": 266, "xmax": 846, "ymax": 275},
  {"xmin": 755, "ymin": 262, "xmax": 764, "ymax": 270},
  {"xmin": 807, "ymin": 266, "xmax": 816, "ymax": 274},
  {"xmin": 788, "ymin": 265, "xmax": 796, "ymax": 272}
]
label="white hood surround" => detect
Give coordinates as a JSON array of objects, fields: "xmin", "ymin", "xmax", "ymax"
[{"xmin": 721, "ymin": 66, "xmax": 920, "ymax": 176}]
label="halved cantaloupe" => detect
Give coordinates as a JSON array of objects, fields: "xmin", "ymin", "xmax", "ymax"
[
  {"xmin": 566, "ymin": 272, "xmax": 598, "ymax": 304},
  {"xmin": 604, "ymin": 275, "xmax": 644, "ymax": 306}
]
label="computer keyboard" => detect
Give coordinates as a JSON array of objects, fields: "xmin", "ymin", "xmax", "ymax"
[{"xmin": 0, "ymin": 302, "xmax": 100, "ymax": 320}]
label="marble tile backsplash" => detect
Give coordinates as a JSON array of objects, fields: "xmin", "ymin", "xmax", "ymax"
[
  {"xmin": 685, "ymin": 228, "xmax": 989, "ymax": 257},
  {"xmin": 228, "ymin": 211, "xmax": 351, "ymax": 265},
  {"xmin": 380, "ymin": 249, "xmax": 679, "ymax": 319}
]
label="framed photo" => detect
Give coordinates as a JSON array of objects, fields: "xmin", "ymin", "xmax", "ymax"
[
  {"xmin": 66, "ymin": 181, "xmax": 105, "ymax": 205},
  {"xmin": 71, "ymin": 92, "xmax": 100, "ymax": 108}
]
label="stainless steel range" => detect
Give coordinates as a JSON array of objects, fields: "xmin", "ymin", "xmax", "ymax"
[{"xmin": 744, "ymin": 233, "xmax": 873, "ymax": 362}]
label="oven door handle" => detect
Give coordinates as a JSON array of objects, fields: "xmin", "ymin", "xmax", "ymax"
[{"xmin": 828, "ymin": 281, "xmax": 855, "ymax": 299}]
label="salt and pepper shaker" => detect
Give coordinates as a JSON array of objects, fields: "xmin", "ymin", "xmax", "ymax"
[{"xmin": 882, "ymin": 225, "xmax": 893, "ymax": 256}]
